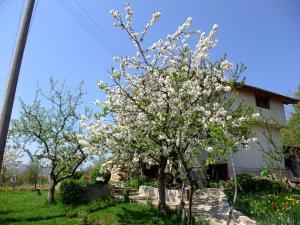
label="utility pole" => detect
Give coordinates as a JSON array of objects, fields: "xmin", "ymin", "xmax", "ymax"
[{"xmin": 0, "ymin": 0, "xmax": 35, "ymax": 173}]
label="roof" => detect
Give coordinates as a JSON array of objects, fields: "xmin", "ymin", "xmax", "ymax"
[{"xmin": 236, "ymin": 84, "xmax": 299, "ymax": 105}]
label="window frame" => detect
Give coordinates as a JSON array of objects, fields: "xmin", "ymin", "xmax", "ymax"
[{"xmin": 255, "ymin": 95, "xmax": 270, "ymax": 109}]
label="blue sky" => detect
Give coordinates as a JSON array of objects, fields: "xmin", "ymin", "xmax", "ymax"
[{"xmin": 1, "ymin": 0, "xmax": 300, "ymax": 118}]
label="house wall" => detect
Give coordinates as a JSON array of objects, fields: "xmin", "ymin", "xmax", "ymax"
[
  {"xmin": 233, "ymin": 90, "xmax": 287, "ymax": 126},
  {"xmin": 227, "ymin": 90, "xmax": 287, "ymax": 177},
  {"xmin": 227, "ymin": 125, "xmax": 284, "ymax": 177}
]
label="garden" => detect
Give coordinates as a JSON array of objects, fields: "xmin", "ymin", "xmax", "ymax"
[
  {"xmin": 1, "ymin": 2, "xmax": 300, "ymax": 225},
  {"xmin": 224, "ymin": 174, "xmax": 300, "ymax": 225},
  {"xmin": 0, "ymin": 165, "xmax": 209, "ymax": 225}
]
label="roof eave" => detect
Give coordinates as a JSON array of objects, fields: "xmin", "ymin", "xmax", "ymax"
[{"xmin": 236, "ymin": 84, "xmax": 299, "ymax": 105}]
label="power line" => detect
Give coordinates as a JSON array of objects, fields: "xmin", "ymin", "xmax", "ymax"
[
  {"xmin": 64, "ymin": 0, "xmax": 123, "ymax": 56},
  {"xmin": 72, "ymin": 0, "xmax": 125, "ymax": 56},
  {"xmin": 62, "ymin": 0, "xmax": 116, "ymax": 55},
  {"xmin": 56, "ymin": 0, "xmax": 119, "ymax": 56},
  {"xmin": 55, "ymin": 0, "xmax": 106, "ymax": 52}
]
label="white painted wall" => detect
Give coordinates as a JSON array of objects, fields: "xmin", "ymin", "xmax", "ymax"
[
  {"xmin": 227, "ymin": 90, "xmax": 287, "ymax": 177},
  {"xmin": 227, "ymin": 125, "xmax": 284, "ymax": 177},
  {"xmin": 194, "ymin": 90, "xmax": 288, "ymax": 177},
  {"xmin": 234, "ymin": 90, "xmax": 287, "ymax": 126}
]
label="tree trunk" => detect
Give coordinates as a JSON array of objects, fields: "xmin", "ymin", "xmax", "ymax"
[
  {"xmin": 227, "ymin": 152, "xmax": 237, "ymax": 225},
  {"xmin": 48, "ymin": 179, "xmax": 56, "ymax": 203},
  {"xmin": 1, "ymin": 171, "xmax": 5, "ymax": 187},
  {"xmin": 178, "ymin": 153, "xmax": 200, "ymax": 225},
  {"xmin": 188, "ymin": 183, "xmax": 194, "ymax": 225},
  {"xmin": 179, "ymin": 179, "xmax": 186, "ymax": 212},
  {"xmin": 34, "ymin": 174, "xmax": 37, "ymax": 190},
  {"xmin": 181, "ymin": 207, "xmax": 187, "ymax": 225},
  {"xmin": 180, "ymin": 179, "xmax": 187, "ymax": 225},
  {"xmin": 158, "ymin": 156, "xmax": 167, "ymax": 216},
  {"xmin": 40, "ymin": 170, "xmax": 44, "ymax": 184}
]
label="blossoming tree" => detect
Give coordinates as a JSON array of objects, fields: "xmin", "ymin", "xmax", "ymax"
[
  {"xmin": 0, "ymin": 145, "xmax": 22, "ymax": 188},
  {"xmin": 80, "ymin": 3, "xmax": 259, "ymax": 218},
  {"xmin": 10, "ymin": 78, "xmax": 88, "ymax": 203}
]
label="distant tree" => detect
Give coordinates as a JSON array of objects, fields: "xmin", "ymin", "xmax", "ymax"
[
  {"xmin": 281, "ymin": 86, "xmax": 300, "ymax": 174},
  {"xmin": 0, "ymin": 146, "xmax": 22, "ymax": 188},
  {"xmin": 10, "ymin": 78, "xmax": 88, "ymax": 203},
  {"xmin": 26, "ymin": 159, "xmax": 41, "ymax": 190},
  {"xmin": 282, "ymin": 85, "xmax": 300, "ymax": 149},
  {"xmin": 21, "ymin": 147, "xmax": 43, "ymax": 191}
]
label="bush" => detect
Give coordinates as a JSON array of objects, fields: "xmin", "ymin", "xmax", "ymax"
[
  {"xmin": 125, "ymin": 175, "xmax": 156, "ymax": 189},
  {"xmin": 256, "ymin": 179, "xmax": 287, "ymax": 194},
  {"xmin": 236, "ymin": 174, "xmax": 256, "ymax": 193},
  {"xmin": 164, "ymin": 173, "xmax": 174, "ymax": 187},
  {"xmin": 59, "ymin": 180, "xmax": 86, "ymax": 204},
  {"xmin": 122, "ymin": 188, "xmax": 130, "ymax": 202},
  {"xmin": 78, "ymin": 211, "xmax": 89, "ymax": 225},
  {"xmin": 255, "ymin": 178, "xmax": 273, "ymax": 192},
  {"xmin": 260, "ymin": 169, "xmax": 270, "ymax": 177},
  {"xmin": 91, "ymin": 167, "xmax": 111, "ymax": 184},
  {"xmin": 73, "ymin": 171, "xmax": 83, "ymax": 180},
  {"xmin": 236, "ymin": 174, "xmax": 287, "ymax": 194}
]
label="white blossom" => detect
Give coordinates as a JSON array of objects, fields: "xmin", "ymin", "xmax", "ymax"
[
  {"xmin": 80, "ymin": 4, "xmax": 258, "ymax": 180},
  {"xmin": 220, "ymin": 60, "xmax": 233, "ymax": 71}
]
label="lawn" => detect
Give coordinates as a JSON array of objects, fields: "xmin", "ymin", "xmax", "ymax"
[{"xmin": 0, "ymin": 188, "xmax": 181, "ymax": 225}]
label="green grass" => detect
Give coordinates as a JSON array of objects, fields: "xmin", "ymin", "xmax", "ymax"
[
  {"xmin": 0, "ymin": 188, "xmax": 182, "ymax": 225},
  {"xmin": 225, "ymin": 189, "xmax": 300, "ymax": 225}
]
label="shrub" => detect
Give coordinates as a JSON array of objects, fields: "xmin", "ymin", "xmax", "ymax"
[
  {"xmin": 236, "ymin": 174, "xmax": 287, "ymax": 194},
  {"xmin": 91, "ymin": 167, "xmax": 111, "ymax": 184},
  {"xmin": 256, "ymin": 179, "xmax": 287, "ymax": 194},
  {"xmin": 73, "ymin": 171, "xmax": 83, "ymax": 180},
  {"xmin": 126, "ymin": 175, "xmax": 156, "ymax": 189},
  {"xmin": 255, "ymin": 178, "xmax": 273, "ymax": 192},
  {"xmin": 122, "ymin": 188, "xmax": 130, "ymax": 202},
  {"xmin": 78, "ymin": 211, "xmax": 90, "ymax": 225},
  {"xmin": 164, "ymin": 173, "xmax": 174, "ymax": 187},
  {"xmin": 260, "ymin": 169, "xmax": 270, "ymax": 177},
  {"xmin": 236, "ymin": 174, "xmax": 256, "ymax": 193},
  {"xmin": 59, "ymin": 180, "xmax": 86, "ymax": 204}
]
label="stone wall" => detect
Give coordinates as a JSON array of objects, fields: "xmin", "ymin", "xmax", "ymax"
[
  {"xmin": 83, "ymin": 184, "xmax": 114, "ymax": 202},
  {"xmin": 110, "ymin": 164, "xmax": 140, "ymax": 181},
  {"xmin": 138, "ymin": 185, "xmax": 189, "ymax": 203}
]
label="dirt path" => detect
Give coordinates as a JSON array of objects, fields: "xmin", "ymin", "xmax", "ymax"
[
  {"xmin": 116, "ymin": 186, "xmax": 256, "ymax": 225},
  {"xmin": 190, "ymin": 188, "xmax": 256, "ymax": 225}
]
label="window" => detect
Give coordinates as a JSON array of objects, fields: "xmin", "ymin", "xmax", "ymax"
[{"xmin": 255, "ymin": 95, "xmax": 270, "ymax": 109}]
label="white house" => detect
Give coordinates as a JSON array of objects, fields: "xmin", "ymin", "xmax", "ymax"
[{"xmin": 208, "ymin": 84, "xmax": 298, "ymax": 180}]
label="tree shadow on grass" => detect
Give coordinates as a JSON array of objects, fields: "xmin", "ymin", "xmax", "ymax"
[
  {"xmin": 85, "ymin": 199, "xmax": 119, "ymax": 214},
  {"xmin": 116, "ymin": 205, "xmax": 180, "ymax": 225},
  {"xmin": 0, "ymin": 209, "xmax": 15, "ymax": 215},
  {"xmin": 0, "ymin": 213, "xmax": 67, "ymax": 225}
]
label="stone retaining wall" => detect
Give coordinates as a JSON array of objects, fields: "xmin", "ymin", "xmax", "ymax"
[
  {"xmin": 83, "ymin": 184, "xmax": 114, "ymax": 202},
  {"xmin": 138, "ymin": 185, "xmax": 188, "ymax": 203}
]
